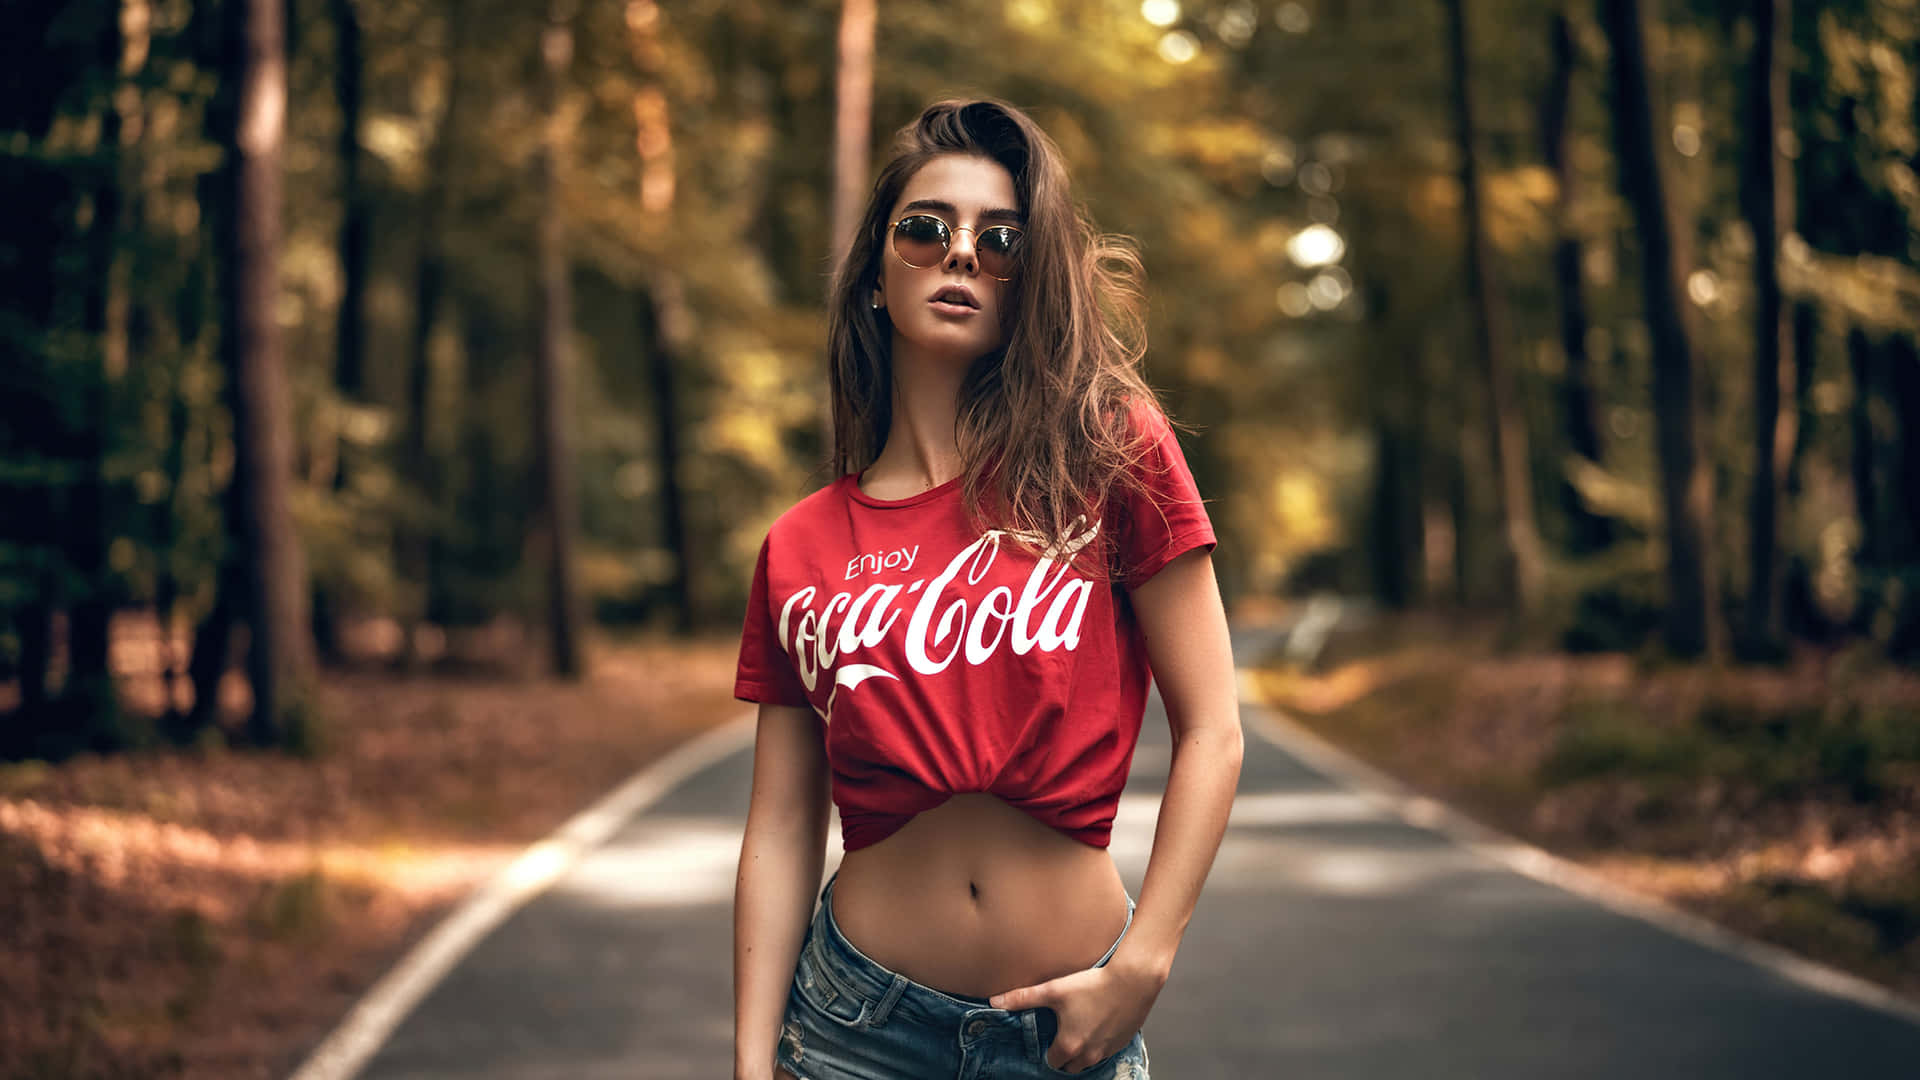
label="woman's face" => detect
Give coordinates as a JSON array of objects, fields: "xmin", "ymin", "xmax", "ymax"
[{"xmin": 874, "ymin": 153, "xmax": 1023, "ymax": 363}]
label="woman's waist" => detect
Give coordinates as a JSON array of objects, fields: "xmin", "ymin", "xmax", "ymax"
[{"xmin": 826, "ymin": 795, "xmax": 1131, "ymax": 1000}]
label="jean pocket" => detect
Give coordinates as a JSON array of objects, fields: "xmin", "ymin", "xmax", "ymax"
[
  {"xmin": 1035, "ymin": 1014, "xmax": 1143, "ymax": 1078},
  {"xmin": 792, "ymin": 936, "xmax": 871, "ymax": 1029}
]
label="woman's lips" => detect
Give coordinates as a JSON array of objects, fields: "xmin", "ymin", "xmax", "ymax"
[{"xmin": 929, "ymin": 298, "xmax": 980, "ymax": 316}]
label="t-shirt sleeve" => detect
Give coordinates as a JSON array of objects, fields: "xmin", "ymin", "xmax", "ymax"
[
  {"xmin": 1113, "ymin": 399, "xmax": 1218, "ymax": 591},
  {"xmin": 733, "ymin": 532, "xmax": 813, "ymax": 706}
]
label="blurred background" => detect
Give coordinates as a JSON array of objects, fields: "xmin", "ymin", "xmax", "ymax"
[{"xmin": 3, "ymin": 0, "xmax": 1919, "ymax": 1076}]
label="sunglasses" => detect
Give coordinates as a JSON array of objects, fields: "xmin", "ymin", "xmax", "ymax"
[{"xmin": 887, "ymin": 213, "xmax": 1025, "ymax": 281}]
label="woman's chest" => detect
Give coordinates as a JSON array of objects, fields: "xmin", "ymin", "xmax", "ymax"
[{"xmin": 770, "ymin": 515, "xmax": 1114, "ymax": 706}]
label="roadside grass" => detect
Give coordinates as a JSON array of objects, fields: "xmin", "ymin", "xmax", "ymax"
[
  {"xmin": 1244, "ymin": 610, "xmax": 1920, "ymax": 1001},
  {"xmin": 0, "ymin": 624, "xmax": 745, "ymax": 1080}
]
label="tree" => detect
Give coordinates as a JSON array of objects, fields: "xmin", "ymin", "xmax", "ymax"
[
  {"xmin": 1737, "ymin": 0, "xmax": 1795, "ymax": 658},
  {"xmin": 1541, "ymin": 9, "xmax": 1614, "ymax": 558},
  {"xmin": 227, "ymin": 0, "xmax": 319, "ymax": 742},
  {"xmin": 534, "ymin": 0, "xmax": 585, "ymax": 677},
  {"xmin": 1442, "ymin": 0, "xmax": 1546, "ymax": 616},
  {"xmin": 1600, "ymin": 0, "xmax": 1721, "ymax": 659}
]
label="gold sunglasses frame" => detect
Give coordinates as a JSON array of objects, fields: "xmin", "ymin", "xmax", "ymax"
[{"xmin": 886, "ymin": 213, "xmax": 1025, "ymax": 282}]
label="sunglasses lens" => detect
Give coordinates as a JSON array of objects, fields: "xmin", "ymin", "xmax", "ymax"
[
  {"xmin": 977, "ymin": 226, "xmax": 1022, "ymax": 279},
  {"xmin": 893, "ymin": 215, "xmax": 948, "ymax": 268}
]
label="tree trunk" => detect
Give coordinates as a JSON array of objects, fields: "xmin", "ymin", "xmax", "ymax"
[
  {"xmin": 1738, "ymin": 0, "xmax": 1795, "ymax": 657},
  {"xmin": 397, "ymin": 0, "xmax": 466, "ymax": 664},
  {"xmin": 178, "ymin": 0, "xmax": 242, "ymax": 745},
  {"xmin": 1885, "ymin": 333, "xmax": 1920, "ymax": 657},
  {"xmin": 1599, "ymin": 0, "xmax": 1720, "ymax": 659},
  {"xmin": 831, "ymin": 0, "xmax": 876, "ymax": 272},
  {"xmin": 63, "ymin": 4, "xmax": 130, "ymax": 751},
  {"xmin": 1542, "ymin": 10, "xmax": 1613, "ymax": 557},
  {"xmin": 534, "ymin": 4, "xmax": 584, "ymax": 677},
  {"xmin": 827, "ymin": 0, "xmax": 876, "ymax": 459},
  {"xmin": 638, "ymin": 281, "xmax": 697, "ymax": 632},
  {"xmin": 626, "ymin": 0, "xmax": 698, "ymax": 631},
  {"xmin": 1442, "ymin": 0, "xmax": 1545, "ymax": 615},
  {"xmin": 229, "ymin": 0, "xmax": 316, "ymax": 744},
  {"xmin": 1850, "ymin": 327, "xmax": 1883, "ymax": 563},
  {"xmin": 317, "ymin": 0, "xmax": 368, "ymax": 664},
  {"xmin": 1363, "ymin": 278, "xmax": 1422, "ymax": 609},
  {"xmin": 331, "ymin": 0, "xmax": 368, "ymax": 408},
  {"xmin": 1784, "ymin": 300, "xmax": 1816, "ymax": 499}
]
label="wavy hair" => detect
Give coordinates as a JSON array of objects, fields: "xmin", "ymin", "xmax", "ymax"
[{"xmin": 824, "ymin": 97, "xmax": 1183, "ymax": 584}]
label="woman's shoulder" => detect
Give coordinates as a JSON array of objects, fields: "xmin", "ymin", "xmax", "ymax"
[{"xmin": 763, "ymin": 471, "xmax": 855, "ymax": 545}]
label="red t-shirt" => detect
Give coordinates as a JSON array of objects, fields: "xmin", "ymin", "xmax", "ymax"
[{"xmin": 732, "ymin": 397, "xmax": 1217, "ymax": 852}]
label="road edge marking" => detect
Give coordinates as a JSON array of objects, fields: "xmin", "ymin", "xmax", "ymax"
[
  {"xmin": 285, "ymin": 709, "xmax": 760, "ymax": 1080},
  {"xmin": 1232, "ymin": 675, "xmax": 1920, "ymax": 1030}
]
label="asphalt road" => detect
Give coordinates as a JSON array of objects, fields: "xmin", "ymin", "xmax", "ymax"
[{"xmin": 342, "ymin": 616, "xmax": 1920, "ymax": 1079}]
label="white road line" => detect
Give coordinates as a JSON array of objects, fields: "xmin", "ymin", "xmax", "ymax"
[
  {"xmin": 1233, "ymin": 682, "xmax": 1920, "ymax": 1029},
  {"xmin": 285, "ymin": 710, "xmax": 760, "ymax": 1080}
]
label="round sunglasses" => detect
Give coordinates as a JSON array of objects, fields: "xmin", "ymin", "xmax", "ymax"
[{"xmin": 887, "ymin": 213, "xmax": 1025, "ymax": 281}]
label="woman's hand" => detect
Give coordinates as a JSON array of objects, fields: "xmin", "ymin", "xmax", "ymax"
[{"xmin": 989, "ymin": 956, "xmax": 1165, "ymax": 1073}]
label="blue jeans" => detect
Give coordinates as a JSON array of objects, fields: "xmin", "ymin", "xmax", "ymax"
[{"xmin": 776, "ymin": 870, "xmax": 1150, "ymax": 1079}]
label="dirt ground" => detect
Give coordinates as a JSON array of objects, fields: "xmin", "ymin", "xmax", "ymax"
[
  {"xmin": 1245, "ymin": 610, "xmax": 1920, "ymax": 1004},
  {"xmin": 0, "ymin": 619, "xmax": 747, "ymax": 1080}
]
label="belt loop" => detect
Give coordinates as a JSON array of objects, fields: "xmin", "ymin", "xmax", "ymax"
[
  {"xmin": 1020, "ymin": 1009, "xmax": 1043, "ymax": 1061},
  {"xmin": 868, "ymin": 972, "xmax": 908, "ymax": 1026}
]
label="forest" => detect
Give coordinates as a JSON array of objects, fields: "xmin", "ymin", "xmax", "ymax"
[{"xmin": 3, "ymin": 0, "xmax": 1918, "ymax": 1076}]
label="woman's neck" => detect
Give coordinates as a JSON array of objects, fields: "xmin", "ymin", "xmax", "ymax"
[{"xmin": 873, "ymin": 340, "xmax": 972, "ymax": 488}]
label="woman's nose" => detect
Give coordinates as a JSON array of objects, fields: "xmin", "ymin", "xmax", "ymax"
[{"xmin": 944, "ymin": 228, "xmax": 979, "ymax": 273}]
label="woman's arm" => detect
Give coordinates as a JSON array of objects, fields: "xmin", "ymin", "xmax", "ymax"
[
  {"xmin": 1107, "ymin": 545, "xmax": 1244, "ymax": 982},
  {"xmin": 734, "ymin": 702, "xmax": 832, "ymax": 1080},
  {"xmin": 985, "ymin": 544, "xmax": 1241, "ymax": 1070}
]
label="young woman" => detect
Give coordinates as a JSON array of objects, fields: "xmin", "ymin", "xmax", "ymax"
[{"xmin": 732, "ymin": 98, "xmax": 1242, "ymax": 1080}]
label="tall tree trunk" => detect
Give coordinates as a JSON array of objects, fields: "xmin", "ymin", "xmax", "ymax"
[
  {"xmin": 638, "ymin": 280, "xmax": 696, "ymax": 633},
  {"xmin": 179, "ymin": 0, "xmax": 243, "ymax": 744},
  {"xmin": 1363, "ymin": 278, "xmax": 1423, "ymax": 609},
  {"xmin": 1452, "ymin": 405, "xmax": 1480, "ymax": 605},
  {"xmin": 1846, "ymin": 325, "xmax": 1880, "ymax": 631},
  {"xmin": 1884, "ymin": 333, "xmax": 1920, "ymax": 658},
  {"xmin": 398, "ymin": 0, "xmax": 466, "ymax": 664},
  {"xmin": 1599, "ymin": 0, "xmax": 1720, "ymax": 659},
  {"xmin": 63, "ymin": 2, "xmax": 130, "ymax": 750},
  {"xmin": 1369, "ymin": 423, "xmax": 1421, "ymax": 608},
  {"xmin": 534, "ymin": 3, "xmax": 584, "ymax": 677},
  {"xmin": 317, "ymin": 0, "xmax": 368, "ymax": 664},
  {"xmin": 330, "ymin": 0, "xmax": 367, "ymax": 408},
  {"xmin": 229, "ymin": 0, "xmax": 316, "ymax": 743},
  {"xmin": 1542, "ymin": 10, "xmax": 1614, "ymax": 557},
  {"xmin": 627, "ymin": 0, "xmax": 698, "ymax": 631},
  {"xmin": 1442, "ymin": 0, "xmax": 1545, "ymax": 615},
  {"xmin": 1738, "ymin": 0, "xmax": 1795, "ymax": 657},
  {"xmin": 827, "ymin": 0, "xmax": 876, "ymax": 458},
  {"xmin": 831, "ymin": 0, "xmax": 876, "ymax": 272}
]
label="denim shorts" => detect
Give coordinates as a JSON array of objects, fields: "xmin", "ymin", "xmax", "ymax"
[{"xmin": 775, "ymin": 869, "xmax": 1150, "ymax": 1079}]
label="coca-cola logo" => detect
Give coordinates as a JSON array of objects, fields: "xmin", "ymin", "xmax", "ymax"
[{"xmin": 778, "ymin": 516, "xmax": 1103, "ymax": 722}]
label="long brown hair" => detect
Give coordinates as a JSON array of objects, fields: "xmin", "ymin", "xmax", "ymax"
[{"xmin": 824, "ymin": 97, "xmax": 1183, "ymax": 584}]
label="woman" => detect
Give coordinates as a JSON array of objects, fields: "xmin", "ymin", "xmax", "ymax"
[{"xmin": 733, "ymin": 98, "xmax": 1241, "ymax": 1080}]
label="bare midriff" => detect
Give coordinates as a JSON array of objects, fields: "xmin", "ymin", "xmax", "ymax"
[{"xmin": 828, "ymin": 792, "xmax": 1132, "ymax": 1002}]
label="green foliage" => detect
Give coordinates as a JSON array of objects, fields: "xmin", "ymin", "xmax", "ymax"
[{"xmin": 1543, "ymin": 694, "xmax": 1920, "ymax": 802}]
